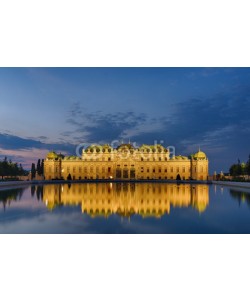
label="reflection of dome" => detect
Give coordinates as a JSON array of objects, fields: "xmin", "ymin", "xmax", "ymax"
[
  {"xmin": 46, "ymin": 151, "xmax": 58, "ymax": 160},
  {"xmin": 193, "ymin": 150, "xmax": 207, "ymax": 160},
  {"xmin": 193, "ymin": 201, "xmax": 207, "ymax": 213}
]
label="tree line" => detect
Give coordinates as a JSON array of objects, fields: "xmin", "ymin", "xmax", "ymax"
[
  {"xmin": 0, "ymin": 157, "xmax": 28, "ymax": 180},
  {"xmin": 229, "ymin": 155, "xmax": 250, "ymax": 178},
  {"xmin": 31, "ymin": 159, "xmax": 44, "ymax": 179}
]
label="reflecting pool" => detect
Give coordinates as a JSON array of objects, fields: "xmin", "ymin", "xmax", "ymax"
[{"xmin": 0, "ymin": 183, "xmax": 250, "ymax": 233}]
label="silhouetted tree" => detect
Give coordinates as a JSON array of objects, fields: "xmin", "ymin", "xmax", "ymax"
[
  {"xmin": 67, "ymin": 173, "xmax": 72, "ymax": 180},
  {"xmin": 246, "ymin": 154, "xmax": 250, "ymax": 178},
  {"xmin": 229, "ymin": 163, "xmax": 243, "ymax": 176},
  {"xmin": 31, "ymin": 163, "xmax": 36, "ymax": 179},
  {"xmin": 0, "ymin": 157, "xmax": 27, "ymax": 179},
  {"xmin": 2, "ymin": 157, "xmax": 9, "ymax": 177},
  {"xmin": 37, "ymin": 159, "xmax": 41, "ymax": 175},
  {"xmin": 40, "ymin": 159, "xmax": 44, "ymax": 175},
  {"xmin": 0, "ymin": 161, "xmax": 4, "ymax": 180}
]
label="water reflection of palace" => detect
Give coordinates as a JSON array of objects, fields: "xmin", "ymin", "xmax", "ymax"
[{"xmin": 42, "ymin": 183, "xmax": 209, "ymax": 218}]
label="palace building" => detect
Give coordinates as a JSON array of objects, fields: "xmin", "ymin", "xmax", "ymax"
[{"xmin": 44, "ymin": 144, "xmax": 209, "ymax": 181}]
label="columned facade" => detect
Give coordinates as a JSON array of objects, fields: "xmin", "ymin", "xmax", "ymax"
[{"xmin": 44, "ymin": 144, "xmax": 209, "ymax": 181}]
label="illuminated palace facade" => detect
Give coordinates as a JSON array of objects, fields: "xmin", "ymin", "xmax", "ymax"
[{"xmin": 44, "ymin": 144, "xmax": 209, "ymax": 181}]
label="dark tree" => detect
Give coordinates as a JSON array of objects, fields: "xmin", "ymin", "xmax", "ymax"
[
  {"xmin": 2, "ymin": 157, "xmax": 9, "ymax": 177},
  {"xmin": 37, "ymin": 159, "xmax": 41, "ymax": 175},
  {"xmin": 18, "ymin": 164, "xmax": 27, "ymax": 176},
  {"xmin": 0, "ymin": 161, "xmax": 4, "ymax": 180},
  {"xmin": 176, "ymin": 174, "xmax": 181, "ymax": 180},
  {"xmin": 246, "ymin": 154, "xmax": 250, "ymax": 178},
  {"xmin": 40, "ymin": 159, "xmax": 44, "ymax": 176},
  {"xmin": 0, "ymin": 157, "xmax": 27, "ymax": 179},
  {"xmin": 67, "ymin": 173, "xmax": 72, "ymax": 180},
  {"xmin": 31, "ymin": 163, "xmax": 36, "ymax": 179},
  {"xmin": 229, "ymin": 164, "xmax": 243, "ymax": 176}
]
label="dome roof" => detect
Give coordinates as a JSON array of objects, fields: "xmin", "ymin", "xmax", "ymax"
[
  {"xmin": 117, "ymin": 144, "xmax": 134, "ymax": 150},
  {"xmin": 175, "ymin": 155, "xmax": 189, "ymax": 160},
  {"xmin": 46, "ymin": 151, "xmax": 58, "ymax": 160},
  {"xmin": 193, "ymin": 150, "xmax": 207, "ymax": 160}
]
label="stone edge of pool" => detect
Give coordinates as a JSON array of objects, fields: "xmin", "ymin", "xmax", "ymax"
[
  {"xmin": 0, "ymin": 179, "xmax": 213, "ymax": 189},
  {"xmin": 212, "ymin": 181, "xmax": 250, "ymax": 189},
  {"xmin": 2, "ymin": 179, "xmax": 249, "ymax": 190}
]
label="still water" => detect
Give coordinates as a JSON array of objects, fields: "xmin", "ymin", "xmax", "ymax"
[{"xmin": 0, "ymin": 183, "xmax": 250, "ymax": 233}]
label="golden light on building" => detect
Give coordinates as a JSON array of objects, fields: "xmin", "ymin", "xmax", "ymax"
[
  {"xmin": 42, "ymin": 183, "xmax": 209, "ymax": 217},
  {"xmin": 44, "ymin": 144, "xmax": 209, "ymax": 181}
]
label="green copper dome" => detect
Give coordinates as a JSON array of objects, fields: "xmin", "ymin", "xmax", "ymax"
[
  {"xmin": 46, "ymin": 151, "xmax": 58, "ymax": 160},
  {"xmin": 193, "ymin": 150, "xmax": 207, "ymax": 160}
]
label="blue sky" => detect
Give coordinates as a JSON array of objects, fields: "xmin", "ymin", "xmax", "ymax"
[{"xmin": 0, "ymin": 67, "xmax": 250, "ymax": 172}]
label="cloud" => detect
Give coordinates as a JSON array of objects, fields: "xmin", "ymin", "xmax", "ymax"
[
  {"xmin": 0, "ymin": 133, "xmax": 74, "ymax": 152},
  {"xmin": 2, "ymin": 80, "xmax": 250, "ymax": 172},
  {"xmin": 64, "ymin": 84, "xmax": 250, "ymax": 172},
  {"xmin": 0, "ymin": 148, "xmax": 49, "ymax": 168},
  {"xmin": 64, "ymin": 103, "xmax": 165, "ymax": 143},
  {"xmin": 0, "ymin": 133, "xmax": 76, "ymax": 168}
]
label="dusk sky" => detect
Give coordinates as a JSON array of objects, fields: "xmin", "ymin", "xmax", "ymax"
[{"xmin": 0, "ymin": 67, "xmax": 250, "ymax": 172}]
